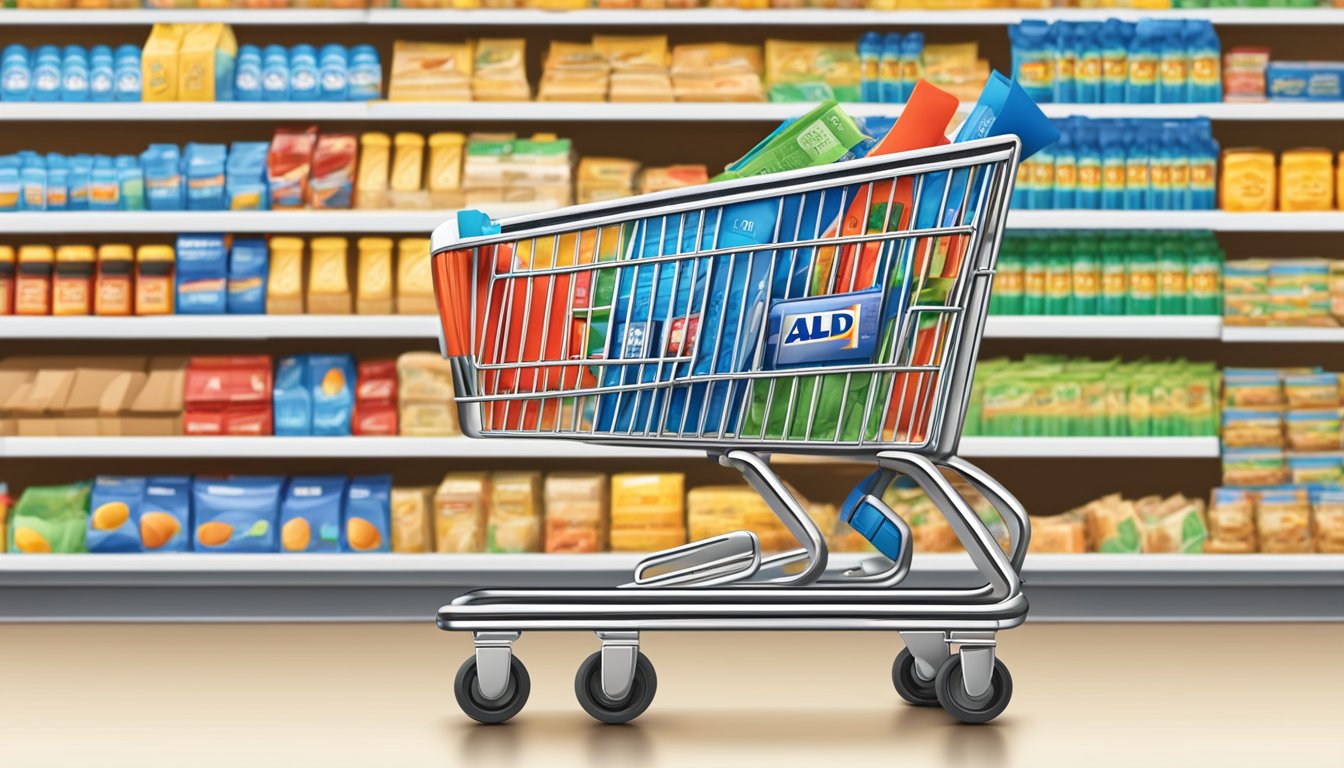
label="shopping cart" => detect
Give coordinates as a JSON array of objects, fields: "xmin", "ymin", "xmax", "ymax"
[{"xmin": 430, "ymin": 135, "xmax": 1030, "ymax": 726}]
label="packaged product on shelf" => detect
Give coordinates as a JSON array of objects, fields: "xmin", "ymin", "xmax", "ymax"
[
  {"xmin": 1222, "ymin": 409, "xmax": 1283, "ymax": 448},
  {"xmin": 354, "ymin": 359, "xmax": 398, "ymax": 436},
  {"xmin": 192, "ymin": 476, "xmax": 284, "ymax": 553},
  {"xmin": 389, "ymin": 132, "xmax": 428, "ymax": 208},
  {"xmin": 390, "ymin": 486, "xmax": 435, "ymax": 554},
  {"xmin": 434, "ymin": 472, "xmax": 489, "ymax": 553},
  {"xmin": 396, "ymin": 351, "xmax": 459, "ymax": 437},
  {"xmin": 0, "ymin": 246, "xmax": 13, "ymax": 315},
  {"xmin": 596, "ymin": 35, "xmax": 673, "ymax": 102},
  {"xmin": 486, "ymin": 472, "xmax": 542, "ymax": 553},
  {"xmin": 1220, "ymin": 147, "xmax": 1276, "ymax": 212},
  {"xmin": 342, "ymin": 475, "xmax": 391, "ymax": 553},
  {"xmin": 267, "ymin": 126, "xmax": 317, "ymax": 210},
  {"xmin": 279, "ymin": 475, "xmax": 346, "ymax": 553},
  {"xmin": 355, "ymin": 132, "xmax": 390, "ymax": 209},
  {"xmin": 1137, "ymin": 494, "xmax": 1207, "ymax": 553},
  {"xmin": 1222, "ymin": 448, "xmax": 1289, "ymax": 486},
  {"xmin": 1268, "ymin": 61, "xmax": 1344, "ymax": 102},
  {"xmin": 178, "ymin": 23, "xmax": 236, "ymax": 101},
  {"xmin": 52, "ymin": 244, "xmax": 94, "ymax": 316},
  {"xmin": 86, "ymin": 476, "xmax": 148, "ymax": 553},
  {"xmin": 1278, "ymin": 148, "xmax": 1336, "ymax": 212},
  {"xmin": 141, "ymin": 24, "xmax": 184, "ymax": 102},
  {"xmin": 1223, "ymin": 47, "xmax": 1269, "ymax": 103},
  {"xmin": 764, "ymin": 40, "xmax": 860, "ymax": 102},
  {"xmin": 1286, "ymin": 409, "xmax": 1342, "ymax": 451},
  {"xmin": 14, "ymin": 245, "xmax": 52, "ymax": 315},
  {"xmin": 1256, "ymin": 487, "xmax": 1312, "ymax": 554},
  {"xmin": 356, "ymin": 237, "xmax": 394, "ymax": 315},
  {"xmin": 92, "ymin": 244, "xmax": 133, "ymax": 316},
  {"xmin": 349, "ymin": 44, "xmax": 383, "ymax": 101},
  {"xmin": 688, "ymin": 485, "xmax": 792, "ymax": 552},
  {"xmin": 140, "ymin": 476, "xmax": 193, "ymax": 554},
  {"xmin": 7, "ymin": 481, "xmax": 90, "ymax": 554},
  {"xmin": 1316, "ymin": 489, "xmax": 1344, "ymax": 553},
  {"xmin": 174, "ymin": 234, "xmax": 228, "ymax": 314},
  {"xmin": 1289, "ymin": 455, "xmax": 1344, "ymax": 485},
  {"xmin": 266, "ymin": 237, "xmax": 304, "ymax": 314},
  {"xmin": 636, "ymin": 164, "xmax": 709, "ymax": 194},
  {"xmin": 1205, "ymin": 487, "xmax": 1256, "ymax": 553},
  {"xmin": 1078, "ymin": 494, "xmax": 1143, "ymax": 553},
  {"xmin": 395, "ymin": 238, "xmax": 435, "ymax": 314},
  {"xmin": 306, "ymin": 236, "xmax": 352, "ymax": 314},
  {"xmin": 538, "ymin": 41, "xmax": 608, "ymax": 102},
  {"xmin": 183, "ymin": 355, "xmax": 273, "ymax": 436},
  {"xmin": 609, "ymin": 473, "xmax": 685, "ymax": 552},
  {"xmin": 543, "ymin": 472, "xmax": 607, "ymax": 554},
  {"xmin": 425, "ymin": 132, "xmax": 466, "ymax": 208},
  {"xmin": 261, "ymin": 45, "xmax": 289, "ymax": 102},
  {"xmin": 121, "ymin": 356, "xmax": 186, "ymax": 437},
  {"xmin": 309, "ymin": 133, "xmax": 356, "ymax": 209},
  {"xmin": 134, "ymin": 244, "xmax": 175, "ymax": 315},
  {"xmin": 669, "ymin": 42, "xmax": 763, "ymax": 102},
  {"xmin": 577, "ymin": 157, "xmax": 639, "ymax": 204},
  {"xmin": 289, "ymin": 45, "xmax": 320, "ymax": 102},
  {"xmin": 227, "ymin": 238, "xmax": 267, "ymax": 314},
  {"xmin": 225, "ymin": 142, "xmax": 268, "ymax": 210},
  {"xmin": 388, "ymin": 41, "xmax": 472, "ymax": 101},
  {"xmin": 273, "ymin": 355, "xmax": 312, "ymax": 436},
  {"xmin": 310, "ymin": 354, "xmax": 356, "ymax": 436},
  {"xmin": 472, "ymin": 39, "xmax": 529, "ymax": 101},
  {"xmin": 1026, "ymin": 513, "xmax": 1087, "ymax": 554}
]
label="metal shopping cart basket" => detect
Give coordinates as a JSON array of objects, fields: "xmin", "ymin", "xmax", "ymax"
[{"xmin": 430, "ymin": 135, "xmax": 1031, "ymax": 726}]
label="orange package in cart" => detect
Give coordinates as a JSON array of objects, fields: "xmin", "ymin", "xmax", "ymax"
[{"xmin": 435, "ymin": 224, "xmax": 623, "ymax": 432}]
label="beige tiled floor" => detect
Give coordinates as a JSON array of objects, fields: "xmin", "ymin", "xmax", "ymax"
[{"xmin": 2, "ymin": 623, "xmax": 1340, "ymax": 767}]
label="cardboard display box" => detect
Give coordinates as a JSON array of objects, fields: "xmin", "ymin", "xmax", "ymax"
[{"xmin": 0, "ymin": 357, "xmax": 187, "ymax": 436}]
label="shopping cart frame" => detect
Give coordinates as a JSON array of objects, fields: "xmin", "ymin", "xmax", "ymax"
[{"xmin": 431, "ymin": 135, "xmax": 1031, "ymax": 725}]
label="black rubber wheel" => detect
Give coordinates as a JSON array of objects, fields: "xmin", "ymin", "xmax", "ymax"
[
  {"xmin": 454, "ymin": 656, "xmax": 531, "ymax": 724},
  {"xmin": 574, "ymin": 651, "xmax": 657, "ymax": 724},
  {"xmin": 892, "ymin": 648, "xmax": 941, "ymax": 707},
  {"xmin": 934, "ymin": 655, "xmax": 1013, "ymax": 725}
]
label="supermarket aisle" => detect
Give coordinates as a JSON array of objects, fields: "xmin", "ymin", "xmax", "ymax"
[{"xmin": 2, "ymin": 623, "xmax": 1340, "ymax": 767}]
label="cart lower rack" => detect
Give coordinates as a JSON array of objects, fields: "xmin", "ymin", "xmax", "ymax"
[{"xmin": 430, "ymin": 136, "xmax": 1029, "ymax": 725}]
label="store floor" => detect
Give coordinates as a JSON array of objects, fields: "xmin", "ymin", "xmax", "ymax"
[{"xmin": 3, "ymin": 622, "xmax": 1340, "ymax": 767}]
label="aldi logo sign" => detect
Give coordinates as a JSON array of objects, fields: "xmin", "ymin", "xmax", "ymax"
[{"xmin": 767, "ymin": 290, "xmax": 882, "ymax": 369}]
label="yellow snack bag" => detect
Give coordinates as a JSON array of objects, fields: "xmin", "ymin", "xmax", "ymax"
[
  {"xmin": 396, "ymin": 237, "xmax": 434, "ymax": 315},
  {"xmin": 388, "ymin": 41, "xmax": 473, "ymax": 102},
  {"xmin": 307, "ymin": 236, "xmax": 351, "ymax": 315},
  {"xmin": 141, "ymin": 24, "xmax": 185, "ymax": 102},
  {"xmin": 434, "ymin": 472, "xmax": 488, "ymax": 553},
  {"xmin": 266, "ymin": 237, "xmax": 304, "ymax": 315},
  {"xmin": 427, "ymin": 132, "xmax": 466, "ymax": 206},
  {"xmin": 178, "ymin": 23, "xmax": 237, "ymax": 101},
  {"xmin": 1220, "ymin": 148, "xmax": 1276, "ymax": 212},
  {"xmin": 356, "ymin": 237, "xmax": 394, "ymax": 315},
  {"xmin": 593, "ymin": 35, "xmax": 670, "ymax": 71},
  {"xmin": 390, "ymin": 486, "xmax": 434, "ymax": 553},
  {"xmin": 472, "ymin": 39, "xmax": 530, "ymax": 101},
  {"xmin": 356, "ymin": 132, "xmax": 390, "ymax": 209},
  {"xmin": 1278, "ymin": 148, "xmax": 1335, "ymax": 212}
]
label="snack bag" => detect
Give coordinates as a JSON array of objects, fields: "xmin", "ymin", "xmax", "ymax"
[
  {"xmin": 141, "ymin": 476, "xmax": 192, "ymax": 552},
  {"xmin": 192, "ymin": 476, "xmax": 284, "ymax": 553},
  {"xmin": 544, "ymin": 472, "xmax": 607, "ymax": 554},
  {"xmin": 343, "ymin": 475, "xmax": 392, "ymax": 553},
  {"xmin": 273, "ymin": 355, "xmax": 312, "ymax": 436},
  {"xmin": 1257, "ymin": 487, "xmax": 1312, "ymax": 554},
  {"xmin": 390, "ymin": 486, "xmax": 434, "ymax": 553},
  {"xmin": 1205, "ymin": 487, "xmax": 1256, "ymax": 554},
  {"xmin": 309, "ymin": 354, "xmax": 356, "ymax": 436},
  {"xmin": 1138, "ymin": 494, "xmax": 1207, "ymax": 553},
  {"xmin": 8, "ymin": 482, "xmax": 90, "ymax": 554},
  {"xmin": 309, "ymin": 133, "xmax": 356, "ymax": 210},
  {"xmin": 267, "ymin": 125, "xmax": 317, "ymax": 210},
  {"xmin": 486, "ymin": 472, "xmax": 541, "ymax": 553},
  {"xmin": 1315, "ymin": 489, "xmax": 1344, "ymax": 554},
  {"xmin": 87, "ymin": 476, "xmax": 148, "ymax": 553},
  {"xmin": 434, "ymin": 472, "xmax": 488, "ymax": 553},
  {"xmin": 279, "ymin": 475, "xmax": 347, "ymax": 553},
  {"xmin": 1081, "ymin": 494, "xmax": 1143, "ymax": 553}
]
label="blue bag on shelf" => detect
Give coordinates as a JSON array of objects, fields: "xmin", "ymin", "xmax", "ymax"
[
  {"xmin": 309, "ymin": 354, "xmax": 356, "ymax": 436},
  {"xmin": 343, "ymin": 475, "xmax": 391, "ymax": 553},
  {"xmin": 86, "ymin": 476, "xmax": 148, "ymax": 554},
  {"xmin": 175, "ymin": 233, "xmax": 228, "ymax": 314},
  {"xmin": 279, "ymin": 475, "xmax": 347, "ymax": 553},
  {"xmin": 274, "ymin": 355, "xmax": 312, "ymax": 436},
  {"xmin": 192, "ymin": 476, "xmax": 285, "ymax": 553},
  {"xmin": 227, "ymin": 238, "xmax": 268, "ymax": 314},
  {"xmin": 141, "ymin": 143, "xmax": 184, "ymax": 211},
  {"xmin": 142, "ymin": 476, "xmax": 192, "ymax": 552}
]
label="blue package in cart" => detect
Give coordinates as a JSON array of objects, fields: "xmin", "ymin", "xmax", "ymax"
[
  {"xmin": 279, "ymin": 475, "xmax": 346, "ymax": 553},
  {"xmin": 142, "ymin": 476, "xmax": 192, "ymax": 552},
  {"xmin": 192, "ymin": 476, "xmax": 285, "ymax": 553},
  {"xmin": 343, "ymin": 475, "xmax": 391, "ymax": 553},
  {"xmin": 87, "ymin": 476, "xmax": 148, "ymax": 553}
]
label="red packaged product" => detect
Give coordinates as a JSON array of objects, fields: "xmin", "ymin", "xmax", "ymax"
[
  {"xmin": 183, "ymin": 355, "xmax": 274, "ymax": 436},
  {"xmin": 309, "ymin": 134, "xmax": 357, "ymax": 210},
  {"xmin": 267, "ymin": 126, "xmax": 318, "ymax": 210},
  {"xmin": 354, "ymin": 359, "xmax": 398, "ymax": 436}
]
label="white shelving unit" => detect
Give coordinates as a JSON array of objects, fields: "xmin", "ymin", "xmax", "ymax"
[
  {"xmin": 4, "ymin": 7, "xmax": 1343, "ymax": 25},
  {"xmin": 1222, "ymin": 326, "xmax": 1344, "ymax": 343},
  {"xmin": 3, "ymin": 101, "xmax": 1342, "ymax": 122},
  {"xmin": 6, "ymin": 209, "xmax": 1344, "ymax": 234},
  {"xmin": 982, "ymin": 315, "xmax": 1223, "ymax": 340},
  {"xmin": 0, "ymin": 435, "xmax": 1222, "ymax": 460}
]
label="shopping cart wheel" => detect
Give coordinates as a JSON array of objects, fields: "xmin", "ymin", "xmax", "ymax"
[
  {"xmin": 934, "ymin": 656, "xmax": 1012, "ymax": 725},
  {"xmin": 454, "ymin": 656, "xmax": 531, "ymax": 725},
  {"xmin": 574, "ymin": 651, "xmax": 657, "ymax": 725},
  {"xmin": 892, "ymin": 648, "xmax": 940, "ymax": 707}
]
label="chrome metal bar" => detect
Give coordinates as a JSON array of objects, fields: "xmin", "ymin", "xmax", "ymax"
[
  {"xmin": 718, "ymin": 450, "xmax": 827, "ymax": 585},
  {"xmin": 939, "ymin": 456, "xmax": 1031, "ymax": 573}
]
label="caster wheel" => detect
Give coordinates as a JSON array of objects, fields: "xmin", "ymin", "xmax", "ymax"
[
  {"xmin": 574, "ymin": 651, "xmax": 657, "ymax": 724},
  {"xmin": 892, "ymin": 648, "xmax": 940, "ymax": 707},
  {"xmin": 934, "ymin": 655, "xmax": 1012, "ymax": 725},
  {"xmin": 454, "ymin": 656, "xmax": 530, "ymax": 724}
]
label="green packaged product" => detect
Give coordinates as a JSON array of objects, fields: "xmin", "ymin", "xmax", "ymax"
[
  {"xmin": 1099, "ymin": 237, "xmax": 1128, "ymax": 315},
  {"xmin": 1187, "ymin": 234, "xmax": 1223, "ymax": 316},
  {"xmin": 992, "ymin": 251, "xmax": 1025, "ymax": 315},
  {"xmin": 8, "ymin": 482, "xmax": 90, "ymax": 554},
  {"xmin": 1044, "ymin": 249, "xmax": 1071, "ymax": 316},
  {"xmin": 715, "ymin": 100, "xmax": 867, "ymax": 181},
  {"xmin": 1071, "ymin": 235, "xmax": 1101, "ymax": 315},
  {"xmin": 1157, "ymin": 238, "xmax": 1189, "ymax": 315},
  {"xmin": 1127, "ymin": 237, "xmax": 1158, "ymax": 315},
  {"xmin": 1022, "ymin": 256, "xmax": 1046, "ymax": 315}
]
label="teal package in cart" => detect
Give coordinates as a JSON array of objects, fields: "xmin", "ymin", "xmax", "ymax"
[
  {"xmin": 192, "ymin": 476, "xmax": 285, "ymax": 552},
  {"xmin": 279, "ymin": 475, "xmax": 347, "ymax": 553},
  {"xmin": 343, "ymin": 475, "xmax": 391, "ymax": 553},
  {"xmin": 86, "ymin": 476, "xmax": 147, "ymax": 553},
  {"xmin": 142, "ymin": 476, "xmax": 192, "ymax": 552}
]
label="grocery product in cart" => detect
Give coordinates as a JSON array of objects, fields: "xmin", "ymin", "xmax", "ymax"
[{"xmin": 431, "ymin": 76, "xmax": 1054, "ymax": 726}]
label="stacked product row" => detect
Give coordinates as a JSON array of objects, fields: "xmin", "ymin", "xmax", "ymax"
[
  {"xmin": 1225, "ymin": 258, "xmax": 1344, "ymax": 327},
  {"xmin": 1221, "ymin": 368, "xmax": 1344, "ymax": 485},
  {"xmin": 1221, "ymin": 148, "xmax": 1344, "ymax": 212},
  {"xmin": 0, "ymin": 352, "xmax": 459, "ymax": 437},
  {"xmin": 5, "ymin": 0, "xmax": 1332, "ymax": 9},
  {"xmin": 0, "ymin": 235, "xmax": 435, "ymax": 317}
]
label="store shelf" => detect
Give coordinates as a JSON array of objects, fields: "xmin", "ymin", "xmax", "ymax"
[
  {"xmin": 1222, "ymin": 326, "xmax": 1344, "ymax": 343},
  {"xmin": 3, "ymin": 101, "xmax": 1342, "ymax": 122},
  {"xmin": 7, "ymin": 209, "xmax": 1344, "ymax": 234},
  {"xmin": 0, "ymin": 552, "xmax": 1336, "ymax": 622},
  {"xmin": 5, "ymin": 8, "xmax": 1343, "ymax": 26},
  {"xmin": 983, "ymin": 315, "xmax": 1223, "ymax": 340},
  {"xmin": 0, "ymin": 314, "xmax": 441, "ymax": 340},
  {"xmin": 0, "ymin": 435, "xmax": 1221, "ymax": 459}
]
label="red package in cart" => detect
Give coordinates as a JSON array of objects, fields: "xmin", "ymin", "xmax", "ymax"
[
  {"xmin": 309, "ymin": 134, "xmax": 357, "ymax": 210},
  {"xmin": 183, "ymin": 355, "xmax": 274, "ymax": 436},
  {"xmin": 267, "ymin": 126, "xmax": 317, "ymax": 210},
  {"xmin": 354, "ymin": 359, "xmax": 398, "ymax": 436}
]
